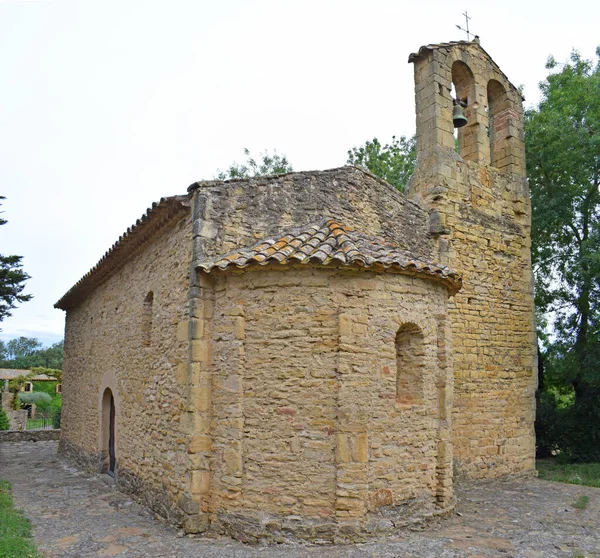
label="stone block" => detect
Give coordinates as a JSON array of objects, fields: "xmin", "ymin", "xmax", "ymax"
[
  {"xmin": 176, "ymin": 320, "xmax": 188, "ymax": 342},
  {"xmin": 178, "ymin": 494, "xmax": 200, "ymax": 515},
  {"xmin": 191, "ymin": 339, "xmax": 212, "ymax": 365},
  {"xmin": 233, "ymin": 317, "xmax": 245, "ymax": 340},
  {"xmin": 190, "ymin": 470, "xmax": 210, "ymax": 495},
  {"xmin": 188, "ymin": 435, "xmax": 211, "ymax": 454},
  {"xmin": 191, "ymin": 386, "xmax": 210, "ymax": 412}
]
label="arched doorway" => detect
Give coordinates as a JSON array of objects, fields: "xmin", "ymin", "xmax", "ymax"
[{"xmin": 101, "ymin": 388, "xmax": 116, "ymax": 477}]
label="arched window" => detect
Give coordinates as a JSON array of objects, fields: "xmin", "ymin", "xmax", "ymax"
[
  {"xmin": 396, "ymin": 323, "xmax": 425, "ymax": 406},
  {"xmin": 142, "ymin": 291, "xmax": 154, "ymax": 347}
]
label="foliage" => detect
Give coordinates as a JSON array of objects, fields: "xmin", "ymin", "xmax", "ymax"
[
  {"xmin": 0, "ymin": 197, "xmax": 33, "ymax": 325},
  {"xmin": 572, "ymin": 495, "xmax": 590, "ymax": 509},
  {"xmin": 526, "ymin": 48, "xmax": 600, "ymax": 461},
  {"xmin": 0, "ymin": 480, "xmax": 41, "ymax": 557},
  {"xmin": 52, "ymin": 406, "xmax": 61, "ymax": 429},
  {"xmin": 29, "ymin": 379, "xmax": 60, "ymax": 397},
  {"xmin": 17, "ymin": 392, "xmax": 51, "ymax": 407},
  {"xmin": 347, "ymin": 135, "xmax": 416, "ymax": 192},
  {"xmin": 44, "ymin": 395, "xmax": 62, "ymax": 422},
  {"xmin": 0, "ymin": 408, "xmax": 10, "ymax": 430},
  {"xmin": 0, "ymin": 338, "xmax": 63, "ymax": 370},
  {"xmin": 8, "ymin": 372, "xmax": 35, "ymax": 393},
  {"xmin": 6, "ymin": 366, "xmax": 61, "ymax": 416},
  {"xmin": 7, "ymin": 373, "xmax": 34, "ymax": 409},
  {"xmin": 216, "ymin": 148, "xmax": 293, "ymax": 180},
  {"xmin": 537, "ymin": 459, "xmax": 600, "ymax": 488}
]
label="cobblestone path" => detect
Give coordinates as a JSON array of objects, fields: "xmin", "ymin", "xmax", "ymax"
[{"xmin": 1, "ymin": 441, "xmax": 599, "ymax": 557}]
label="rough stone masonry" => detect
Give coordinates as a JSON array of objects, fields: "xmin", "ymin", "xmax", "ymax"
[{"xmin": 54, "ymin": 39, "xmax": 536, "ymax": 544}]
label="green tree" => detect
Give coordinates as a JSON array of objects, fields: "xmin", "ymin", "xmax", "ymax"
[
  {"xmin": 525, "ymin": 48, "xmax": 600, "ymax": 460},
  {"xmin": 216, "ymin": 148, "xmax": 293, "ymax": 180},
  {"xmin": 1, "ymin": 336, "xmax": 43, "ymax": 369},
  {"xmin": 347, "ymin": 135, "xmax": 416, "ymax": 192},
  {"xmin": 38, "ymin": 341, "xmax": 64, "ymax": 370},
  {"xmin": 4, "ymin": 337, "xmax": 42, "ymax": 361},
  {"xmin": 0, "ymin": 338, "xmax": 63, "ymax": 370},
  {"xmin": 17, "ymin": 392, "xmax": 52, "ymax": 407},
  {"xmin": 0, "ymin": 197, "xmax": 32, "ymax": 324},
  {"xmin": 0, "ymin": 408, "xmax": 10, "ymax": 430}
]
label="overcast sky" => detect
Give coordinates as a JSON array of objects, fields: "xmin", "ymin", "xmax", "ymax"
[{"xmin": 1, "ymin": 0, "xmax": 599, "ymax": 346}]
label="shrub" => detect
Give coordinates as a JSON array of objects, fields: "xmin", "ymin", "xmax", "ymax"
[
  {"xmin": 17, "ymin": 392, "xmax": 51, "ymax": 406},
  {"xmin": 52, "ymin": 407, "xmax": 61, "ymax": 429},
  {"xmin": 536, "ymin": 390, "xmax": 600, "ymax": 463},
  {"xmin": 0, "ymin": 408, "xmax": 10, "ymax": 430}
]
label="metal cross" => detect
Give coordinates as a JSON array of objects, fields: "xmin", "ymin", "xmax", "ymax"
[{"xmin": 456, "ymin": 11, "xmax": 474, "ymax": 41}]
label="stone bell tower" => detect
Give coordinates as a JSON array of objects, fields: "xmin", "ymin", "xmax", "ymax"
[{"xmin": 407, "ymin": 41, "xmax": 537, "ymax": 478}]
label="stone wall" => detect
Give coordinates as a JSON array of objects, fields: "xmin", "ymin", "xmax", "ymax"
[
  {"xmin": 59, "ymin": 212, "xmax": 192, "ymax": 524},
  {"xmin": 180, "ymin": 165, "xmax": 442, "ymax": 537},
  {"xmin": 8, "ymin": 409, "xmax": 27, "ymax": 431},
  {"xmin": 408, "ymin": 131, "xmax": 535, "ymax": 477},
  {"xmin": 186, "ymin": 265, "xmax": 453, "ymax": 543},
  {"xmin": 1, "ymin": 391, "xmax": 14, "ymax": 413},
  {"xmin": 0, "ymin": 429, "xmax": 60, "ymax": 443}
]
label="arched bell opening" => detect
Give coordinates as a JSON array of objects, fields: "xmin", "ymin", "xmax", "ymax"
[{"xmin": 451, "ymin": 61, "xmax": 477, "ymax": 161}]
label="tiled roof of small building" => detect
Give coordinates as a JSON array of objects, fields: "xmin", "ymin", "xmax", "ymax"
[
  {"xmin": 0, "ymin": 369, "xmax": 58, "ymax": 381},
  {"xmin": 198, "ymin": 219, "xmax": 462, "ymax": 293},
  {"xmin": 55, "ymin": 195, "xmax": 190, "ymax": 310}
]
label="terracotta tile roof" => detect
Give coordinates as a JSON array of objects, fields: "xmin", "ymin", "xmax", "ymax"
[
  {"xmin": 55, "ymin": 195, "xmax": 190, "ymax": 310},
  {"xmin": 0, "ymin": 369, "xmax": 57, "ymax": 381},
  {"xmin": 198, "ymin": 219, "xmax": 462, "ymax": 293}
]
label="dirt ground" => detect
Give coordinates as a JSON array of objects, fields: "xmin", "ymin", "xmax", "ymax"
[{"xmin": 1, "ymin": 441, "xmax": 598, "ymax": 557}]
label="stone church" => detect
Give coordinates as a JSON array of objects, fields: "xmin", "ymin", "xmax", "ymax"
[{"xmin": 55, "ymin": 40, "xmax": 537, "ymax": 543}]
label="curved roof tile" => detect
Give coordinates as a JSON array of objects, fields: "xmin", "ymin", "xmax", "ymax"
[{"xmin": 198, "ymin": 219, "xmax": 462, "ymax": 294}]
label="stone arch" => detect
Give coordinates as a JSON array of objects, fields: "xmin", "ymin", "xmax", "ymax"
[
  {"xmin": 395, "ymin": 322, "xmax": 425, "ymax": 406},
  {"xmin": 451, "ymin": 61, "xmax": 479, "ymax": 162},
  {"xmin": 451, "ymin": 60, "xmax": 474, "ymax": 105}
]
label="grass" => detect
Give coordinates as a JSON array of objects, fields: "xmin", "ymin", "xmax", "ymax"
[
  {"xmin": 537, "ymin": 459, "xmax": 600, "ymax": 488},
  {"xmin": 572, "ymin": 495, "xmax": 590, "ymax": 509},
  {"xmin": 0, "ymin": 479, "xmax": 41, "ymax": 558}
]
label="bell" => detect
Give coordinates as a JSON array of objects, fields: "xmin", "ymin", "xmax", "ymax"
[{"xmin": 453, "ymin": 99, "xmax": 468, "ymax": 128}]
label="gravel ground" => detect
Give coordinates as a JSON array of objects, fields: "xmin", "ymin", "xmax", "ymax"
[{"xmin": 1, "ymin": 441, "xmax": 598, "ymax": 557}]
